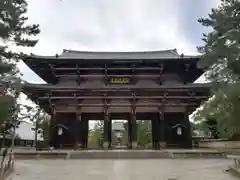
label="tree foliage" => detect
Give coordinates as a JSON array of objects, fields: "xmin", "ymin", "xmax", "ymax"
[
  {"xmin": 88, "ymin": 121, "xmax": 103, "ymax": 148},
  {"xmin": 0, "ymin": 0, "xmax": 40, "ymax": 136},
  {"xmin": 137, "ymin": 120, "xmax": 152, "ymax": 148},
  {"xmin": 194, "ymin": 0, "xmax": 240, "ymax": 138},
  {"xmin": 198, "ymin": 0, "xmax": 240, "ymax": 81}
]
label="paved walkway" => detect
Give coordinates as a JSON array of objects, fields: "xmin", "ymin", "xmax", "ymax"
[{"xmin": 12, "ymin": 159, "xmax": 237, "ymax": 180}]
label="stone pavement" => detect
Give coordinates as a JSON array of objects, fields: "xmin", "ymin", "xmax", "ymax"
[{"xmin": 12, "ymin": 159, "xmax": 238, "ymax": 180}]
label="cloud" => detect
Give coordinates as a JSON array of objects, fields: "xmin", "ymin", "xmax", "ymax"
[
  {"xmin": 15, "ymin": 0, "xmax": 220, "ymax": 83},
  {"xmin": 16, "ymin": 0, "xmax": 219, "ymax": 84},
  {"xmin": 14, "ymin": 0, "xmax": 220, "ymax": 87},
  {"xmin": 23, "ymin": 0, "xmax": 199, "ymax": 53}
]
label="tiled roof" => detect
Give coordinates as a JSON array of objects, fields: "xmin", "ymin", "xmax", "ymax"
[{"xmin": 26, "ymin": 49, "xmax": 201, "ymax": 60}]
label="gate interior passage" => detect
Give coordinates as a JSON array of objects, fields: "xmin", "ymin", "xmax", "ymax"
[{"xmin": 23, "ymin": 49, "xmax": 211, "ymax": 149}]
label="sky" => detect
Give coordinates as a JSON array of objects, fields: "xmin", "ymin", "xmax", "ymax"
[{"xmin": 14, "ymin": 0, "xmax": 220, "ymax": 139}]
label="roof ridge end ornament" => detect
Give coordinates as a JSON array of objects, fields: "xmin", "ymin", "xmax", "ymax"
[{"xmin": 171, "ymin": 48, "xmax": 180, "ymax": 56}]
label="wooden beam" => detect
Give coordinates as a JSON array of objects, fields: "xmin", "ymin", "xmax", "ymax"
[
  {"xmin": 39, "ymin": 96, "xmax": 208, "ymax": 100},
  {"xmin": 54, "ymin": 67, "xmax": 162, "ymax": 71},
  {"xmin": 37, "ymin": 88, "xmax": 207, "ymax": 93},
  {"xmin": 54, "ymin": 103, "xmax": 198, "ymax": 107},
  {"xmin": 56, "ymin": 74, "xmax": 164, "ymax": 78}
]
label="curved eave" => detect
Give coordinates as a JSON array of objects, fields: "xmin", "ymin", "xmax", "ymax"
[
  {"xmin": 22, "ymin": 86, "xmax": 51, "ymax": 114},
  {"xmin": 23, "ymin": 82, "xmax": 211, "ymax": 114},
  {"xmin": 23, "ymin": 82, "xmax": 212, "ymax": 92},
  {"xmin": 22, "ymin": 55, "xmax": 203, "ymax": 84},
  {"xmin": 24, "ymin": 54, "xmax": 201, "ymax": 61}
]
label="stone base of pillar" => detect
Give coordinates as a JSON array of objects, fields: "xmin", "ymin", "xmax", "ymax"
[
  {"xmin": 103, "ymin": 141, "xmax": 109, "ymax": 149},
  {"xmin": 132, "ymin": 141, "xmax": 137, "ymax": 149},
  {"xmin": 160, "ymin": 141, "xmax": 166, "ymax": 149},
  {"xmin": 77, "ymin": 143, "xmax": 82, "ymax": 149}
]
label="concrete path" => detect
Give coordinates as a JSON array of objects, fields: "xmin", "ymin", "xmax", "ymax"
[{"xmin": 12, "ymin": 159, "xmax": 238, "ymax": 180}]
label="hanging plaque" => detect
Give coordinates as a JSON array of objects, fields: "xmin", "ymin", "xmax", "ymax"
[{"xmin": 109, "ymin": 77, "xmax": 130, "ymax": 84}]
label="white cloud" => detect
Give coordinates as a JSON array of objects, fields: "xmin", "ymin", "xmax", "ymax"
[{"xmin": 17, "ymin": 0, "xmax": 215, "ymax": 83}]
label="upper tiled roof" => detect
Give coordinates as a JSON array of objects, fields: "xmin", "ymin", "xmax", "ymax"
[{"xmin": 26, "ymin": 49, "xmax": 201, "ymax": 60}]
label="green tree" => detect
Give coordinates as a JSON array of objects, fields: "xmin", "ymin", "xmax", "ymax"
[
  {"xmin": 0, "ymin": 0, "xmax": 40, "ymax": 131},
  {"xmin": 195, "ymin": 0, "xmax": 240, "ymax": 138},
  {"xmin": 38, "ymin": 114, "xmax": 51, "ymax": 141},
  {"xmin": 121, "ymin": 121, "xmax": 152, "ymax": 148},
  {"xmin": 137, "ymin": 121, "xmax": 152, "ymax": 148},
  {"xmin": 88, "ymin": 121, "xmax": 103, "ymax": 148},
  {"xmin": 31, "ymin": 108, "xmax": 51, "ymax": 147},
  {"xmin": 0, "ymin": 0, "xmax": 39, "ymax": 176}
]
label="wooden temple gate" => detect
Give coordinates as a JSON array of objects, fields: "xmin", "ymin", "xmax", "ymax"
[{"xmin": 23, "ymin": 49, "xmax": 210, "ymax": 149}]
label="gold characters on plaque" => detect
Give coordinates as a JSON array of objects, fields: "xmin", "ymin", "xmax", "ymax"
[{"xmin": 110, "ymin": 77, "xmax": 130, "ymax": 84}]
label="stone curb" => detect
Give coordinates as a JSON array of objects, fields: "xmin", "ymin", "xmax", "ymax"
[
  {"xmin": 12, "ymin": 151, "xmax": 226, "ymax": 160},
  {"xmin": 228, "ymin": 167, "xmax": 240, "ymax": 179}
]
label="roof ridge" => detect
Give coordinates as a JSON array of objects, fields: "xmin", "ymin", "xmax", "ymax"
[{"xmin": 61, "ymin": 49, "xmax": 179, "ymax": 54}]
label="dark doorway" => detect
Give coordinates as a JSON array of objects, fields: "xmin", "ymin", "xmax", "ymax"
[{"xmin": 165, "ymin": 113, "xmax": 188, "ymax": 148}]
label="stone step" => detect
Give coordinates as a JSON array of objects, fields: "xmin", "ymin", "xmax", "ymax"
[
  {"xmin": 69, "ymin": 150, "xmax": 173, "ymax": 159},
  {"xmin": 12, "ymin": 150, "xmax": 226, "ymax": 159}
]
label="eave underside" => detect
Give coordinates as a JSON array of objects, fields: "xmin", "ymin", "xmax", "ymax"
[
  {"xmin": 23, "ymin": 84, "xmax": 211, "ymax": 115},
  {"xmin": 23, "ymin": 57, "xmax": 203, "ymax": 84}
]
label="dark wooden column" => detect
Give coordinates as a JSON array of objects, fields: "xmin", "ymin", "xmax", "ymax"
[
  {"xmin": 103, "ymin": 108, "xmax": 109, "ymax": 149},
  {"xmin": 47, "ymin": 96, "xmax": 55, "ymax": 148},
  {"xmin": 130, "ymin": 98, "xmax": 137, "ymax": 149},
  {"xmin": 48, "ymin": 115, "xmax": 54, "ymax": 147},
  {"xmin": 108, "ymin": 119, "xmax": 112, "ymax": 148},
  {"xmin": 128, "ymin": 117, "xmax": 132, "ymax": 148},
  {"xmin": 75, "ymin": 113, "xmax": 82, "ymax": 149},
  {"xmin": 151, "ymin": 117, "xmax": 158, "ymax": 149},
  {"xmin": 82, "ymin": 119, "xmax": 89, "ymax": 149},
  {"xmin": 158, "ymin": 109, "xmax": 166, "ymax": 149},
  {"xmin": 184, "ymin": 107, "xmax": 192, "ymax": 148}
]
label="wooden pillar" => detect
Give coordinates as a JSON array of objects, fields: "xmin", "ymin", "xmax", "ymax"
[
  {"xmin": 128, "ymin": 118, "xmax": 132, "ymax": 148},
  {"xmin": 159, "ymin": 110, "xmax": 166, "ymax": 149},
  {"xmin": 48, "ymin": 113, "xmax": 55, "ymax": 148},
  {"xmin": 131, "ymin": 106, "xmax": 137, "ymax": 149},
  {"xmin": 184, "ymin": 108, "xmax": 192, "ymax": 148},
  {"xmin": 151, "ymin": 118, "xmax": 157, "ymax": 149},
  {"xmin": 108, "ymin": 119, "xmax": 112, "ymax": 148},
  {"xmin": 75, "ymin": 113, "xmax": 82, "ymax": 149},
  {"xmin": 103, "ymin": 108, "xmax": 109, "ymax": 149},
  {"xmin": 82, "ymin": 119, "xmax": 88, "ymax": 149},
  {"xmin": 48, "ymin": 97, "xmax": 55, "ymax": 148}
]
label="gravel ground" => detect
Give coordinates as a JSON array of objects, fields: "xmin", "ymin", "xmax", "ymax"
[{"xmin": 12, "ymin": 159, "xmax": 238, "ymax": 180}]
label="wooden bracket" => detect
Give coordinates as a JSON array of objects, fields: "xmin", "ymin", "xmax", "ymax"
[
  {"xmin": 131, "ymin": 64, "xmax": 136, "ymax": 83},
  {"xmin": 158, "ymin": 105, "xmax": 164, "ymax": 121},
  {"xmin": 158, "ymin": 64, "xmax": 164, "ymax": 85},
  {"xmin": 184, "ymin": 64, "xmax": 190, "ymax": 72},
  {"xmin": 163, "ymin": 92, "xmax": 168, "ymax": 103},
  {"xmin": 104, "ymin": 64, "xmax": 108, "ymax": 85},
  {"xmin": 76, "ymin": 64, "xmax": 81, "ymax": 85},
  {"xmin": 49, "ymin": 64, "xmax": 58, "ymax": 83},
  {"xmin": 47, "ymin": 94, "xmax": 54, "ymax": 115}
]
